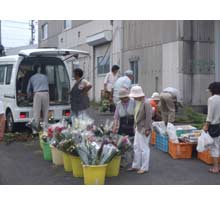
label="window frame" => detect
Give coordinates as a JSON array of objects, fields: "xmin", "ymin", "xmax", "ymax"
[
  {"xmin": 41, "ymin": 23, "xmax": 48, "ymax": 40},
  {"xmin": 97, "ymin": 54, "xmax": 110, "ymax": 75},
  {"xmin": 130, "ymin": 60, "xmax": 139, "ymax": 84},
  {"xmin": 64, "ymin": 20, "xmax": 72, "ymax": 30}
]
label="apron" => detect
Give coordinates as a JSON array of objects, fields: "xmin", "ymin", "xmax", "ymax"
[{"xmin": 70, "ymin": 78, "xmax": 89, "ymax": 114}]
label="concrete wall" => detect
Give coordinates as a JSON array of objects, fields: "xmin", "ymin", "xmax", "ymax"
[
  {"xmin": 122, "ymin": 20, "xmax": 179, "ymax": 98},
  {"xmin": 38, "ymin": 20, "xmax": 63, "ymax": 48}
]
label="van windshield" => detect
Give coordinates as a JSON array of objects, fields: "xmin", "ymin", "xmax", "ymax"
[{"xmin": 16, "ymin": 57, "xmax": 70, "ymax": 107}]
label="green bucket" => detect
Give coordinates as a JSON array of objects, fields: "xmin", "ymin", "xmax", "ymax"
[{"xmin": 42, "ymin": 141, "xmax": 52, "ymax": 161}]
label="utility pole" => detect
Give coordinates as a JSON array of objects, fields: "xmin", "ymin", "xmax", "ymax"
[
  {"xmin": 0, "ymin": 20, "xmax": 2, "ymax": 45},
  {"xmin": 0, "ymin": 20, "xmax": 5, "ymax": 56},
  {"xmin": 30, "ymin": 20, "xmax": 35, "ymax": 45}
]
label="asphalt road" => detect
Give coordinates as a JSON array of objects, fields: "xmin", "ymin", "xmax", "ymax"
[{"xmin": 0, "ymin": 108, "xmax": 220, "ymax": 185}]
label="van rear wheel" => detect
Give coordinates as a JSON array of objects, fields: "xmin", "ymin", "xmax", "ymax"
[{"xmin": 6, "ymin": 111, "xmax": 15, "ymax": 132}]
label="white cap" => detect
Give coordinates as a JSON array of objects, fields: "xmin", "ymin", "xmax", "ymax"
[
  {"xmin": 151, "ymin": 92, "xmax": 160, "ymax": 101},
  {"xmin": 129, "ymin": 85, "xmax": 145, "ymax": 98},
  {"xmin": 118, "ymin": 88, "xmax": 129, "ymax": 98},
  {"xmin": 124, "ymin": 70, "xmax": 133, "ymax": 76}
]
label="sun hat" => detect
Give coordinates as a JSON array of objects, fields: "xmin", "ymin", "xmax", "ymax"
[
  {"xmin": 124, "ymin": 70, "xmax": 133, "ymax": 76},
  {"xmin": 118, "ymin": 88, "xmax": 129, "ymax": 98},
  {"xmin": 151, "ymin": 92, "xmax": 160, "ymax": 101},
  {"xmin": 129, "ymin": 85, "xmax": 145, "ymax": 98}
]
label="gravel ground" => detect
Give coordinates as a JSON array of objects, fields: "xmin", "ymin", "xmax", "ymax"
[{"xmin": 0, "ymin": 108, "xmax": 220, "ymax": 185}]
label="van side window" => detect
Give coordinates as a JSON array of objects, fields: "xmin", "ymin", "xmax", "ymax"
[
  {"xmin": 0, "ymin": 65, "xmax": 6, "ymax": 84},
  {"xmin": 6, "ymin": 65, "xmax": 13, "ymax": 85}
]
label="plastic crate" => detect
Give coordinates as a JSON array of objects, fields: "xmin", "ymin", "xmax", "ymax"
[
  {"xmin": 197, "ymin": 150, "xmax": 220, "ymax": 165},
  {"xmin": 156, "ymin": 134, "xmax": 169, "ymax": 152},
  {"xmin": 168, "ymin": 140, "xmax": 193, "ymax": 159},
  {"xmin": 150, "ymin": 130, "xmax": 156, "ymax": 145}
]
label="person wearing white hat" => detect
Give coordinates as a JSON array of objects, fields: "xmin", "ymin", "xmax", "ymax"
[
  {"xmin": 150, "ymin": 92, "xmax": 161, "ymax": 121},
  {"xmin": 112, "ymin": 88, "xmax": 135, "ymax": 167},
  {"xmin": 127, "ymin": 85, "xmax": 152, "ymax": 174},
  {"xmin": 113, "ymin": 70, "xmax": 134, "ymax": 104}
]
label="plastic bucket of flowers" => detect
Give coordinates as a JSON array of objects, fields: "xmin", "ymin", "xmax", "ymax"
[
  {"xmin": 39, "ymin": 132, "xmax": 44, "ymax": 149},
  {"xmin": 82, "ymin": 164, "xmax": 108, "ymax": 185},
  {"xmin": 70, "ymin": 156, "xmax": 83, "ymax": 177},
  {"xmin": 50, "ymin": 145, "xmax": 63, "ymax": 165},
  {"xmin": 106, "ymin": 155, "xmax": 121, "ymax": 177},
  {"xmin": 42, "ymin": 141, "xmax": 52, "ymax": 161},
  {"xmin": 62, "ymin": 152, "xmax": 72, "ymax": 172}
]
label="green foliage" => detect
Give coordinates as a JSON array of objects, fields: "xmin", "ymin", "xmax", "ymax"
[{"xmin": 175, "ymin": 106, "xmax": 206, "ymax": 129}]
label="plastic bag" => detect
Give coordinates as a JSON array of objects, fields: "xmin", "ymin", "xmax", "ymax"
[
  {"xmin": 152, "ymin": 121, "xmax": 167, "ymax": 136},
  {"xmin": 167, "ymin": 123, "xmax": 178, "ymax": 143},
  {"xmin": 196, "ymin": 131, "xmax": 214, "ymax": 152}
]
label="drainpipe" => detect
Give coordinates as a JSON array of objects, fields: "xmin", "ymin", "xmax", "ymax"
[
  {"xmin": 120, "ymin": 20, "xmax": 124, "ymax": 73},
  {"xmin": 190, "ymin": 20, "xmax": 194, "ymax": 105},
  {"xmin": 92, "ymin": 46, "xmax": 96, "ymax": 101}
]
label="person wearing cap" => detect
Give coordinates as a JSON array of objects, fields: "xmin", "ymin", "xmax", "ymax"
[
  {"xmin": 159, "ymin": 87, "xmax": 181, "ymax": 125},
  {"xmin": 112, "ymin": 88, "xmax": 135, "ymax": 167},
  {"xmin": 113, "ymin": 70, "xmax": 134, "ymax": 104},
  {"xmin": 128, "ymin": 85, "xmax": 152, "ymax": 174},
  {"xmin": 150, "ymin": 92, "xmax": 161, "ymax": 121},
  {"xmin": 203, "ymin": 82, "xmax": 220, "ymax": 173},
  {"xmin": 70, "ymin": 68, "xmax": 92, "ymax": 120},
  {"xmin": 0, "ymin": 100, "xmax": 5, "ymax": 141}
]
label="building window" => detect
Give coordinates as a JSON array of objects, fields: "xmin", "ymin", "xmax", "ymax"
[
  {"xmin": 130, "ymin": 60, "xmax": 138, "ymax": 84},
  {"xmin": 42, "ymin": 23, "xmax": 48, "ymax": 40},
  {"xmin": 64, "ymin": 20, "xmax": 72, "ymax": 30},
  {"xmin": 6, "ymin": 65, "xmax": 13, "ymax": 85},
  {"xmin": 155, "ymin": 76, "xmax": 159, "ymax": 92},
  {"xmin": 97, "ymin": 55, "xmax": 110, "ymax": 75}
]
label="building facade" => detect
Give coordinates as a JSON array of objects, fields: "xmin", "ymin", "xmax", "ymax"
[{"xmin": 38, "ymin": 20, "xmax": 219, "ymax": 109}]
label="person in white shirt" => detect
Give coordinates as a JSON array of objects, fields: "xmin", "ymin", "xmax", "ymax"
[
  {"xmin": 113, "ymin": 70, "xmax": 134, "ymax": 104},
  {"xmin": 104, "ymin": 65, "xmax": 120, "ymax": 93},
  {"xmin": 0, "ymin": 101, "xmax": 5, "ymax": 141},
  {"xmin": 203, "ymin": 82, "xmax": 220, "ymax": 173},
  {"xmin": 103, "ymin": 65, "xmax": 120, "ymax": 110},
  {"xmin": 159, "ymin": 87, "xmax": 181, "ymax": 125}
]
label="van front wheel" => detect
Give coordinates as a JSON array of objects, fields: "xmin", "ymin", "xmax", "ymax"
[{"xmin": 6, "ymin": 111, "xmax": 15, "ymax": 132}]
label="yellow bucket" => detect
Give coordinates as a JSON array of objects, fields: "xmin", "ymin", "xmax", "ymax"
[
  {"xmin": 51, "ymin": 146, "xmax": 64, "ymax": 166},
  {"xmin": 70, "ymin": 156, "xmax": 83, "ymax": 177},
  {"xmin": 63, "ymin": 152, "xmax": 72, "ymax": 172},
  {"xmin": 39, "ymin": 133, "xmax": 43, "ymax": 149},
  {"xmin": 106, "ymin": 155, "xmax": 121, "ymax": 177},
  {"xmin": 83, "ymin": 164, "xmax": 108, "ymax": 185}
]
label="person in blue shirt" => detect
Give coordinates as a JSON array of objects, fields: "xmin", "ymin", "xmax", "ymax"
[{"xmin": 27, "ymin": 64, "xmax": 49, "ymax": 133}]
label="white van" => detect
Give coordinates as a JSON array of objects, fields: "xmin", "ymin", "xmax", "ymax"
[{"xmin": 0, "ymin": 48, "xmax": 89, "ymax": 132}]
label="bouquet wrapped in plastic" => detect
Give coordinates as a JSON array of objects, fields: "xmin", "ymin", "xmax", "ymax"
[
  {"xmin": 47, "ymin": 119, "xmax": 68, "ymax": 138},
  {"xmin": 71, "ymin": 113, "xmax": 94, "ymax": 130},
  {"xmin": 76, "ymin": 140, "xmax": 100, "ymax": 165},
  {"xmin": 99, "ymin": 144, "xmax": 119, "ymax": 164},
  {"xmin": 76, "ymin": 138, "xmax": 119, "ymax": 165},
  {"xmin": 116, "ymin": 135, "xmax": 132, "ymax": 154}
]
